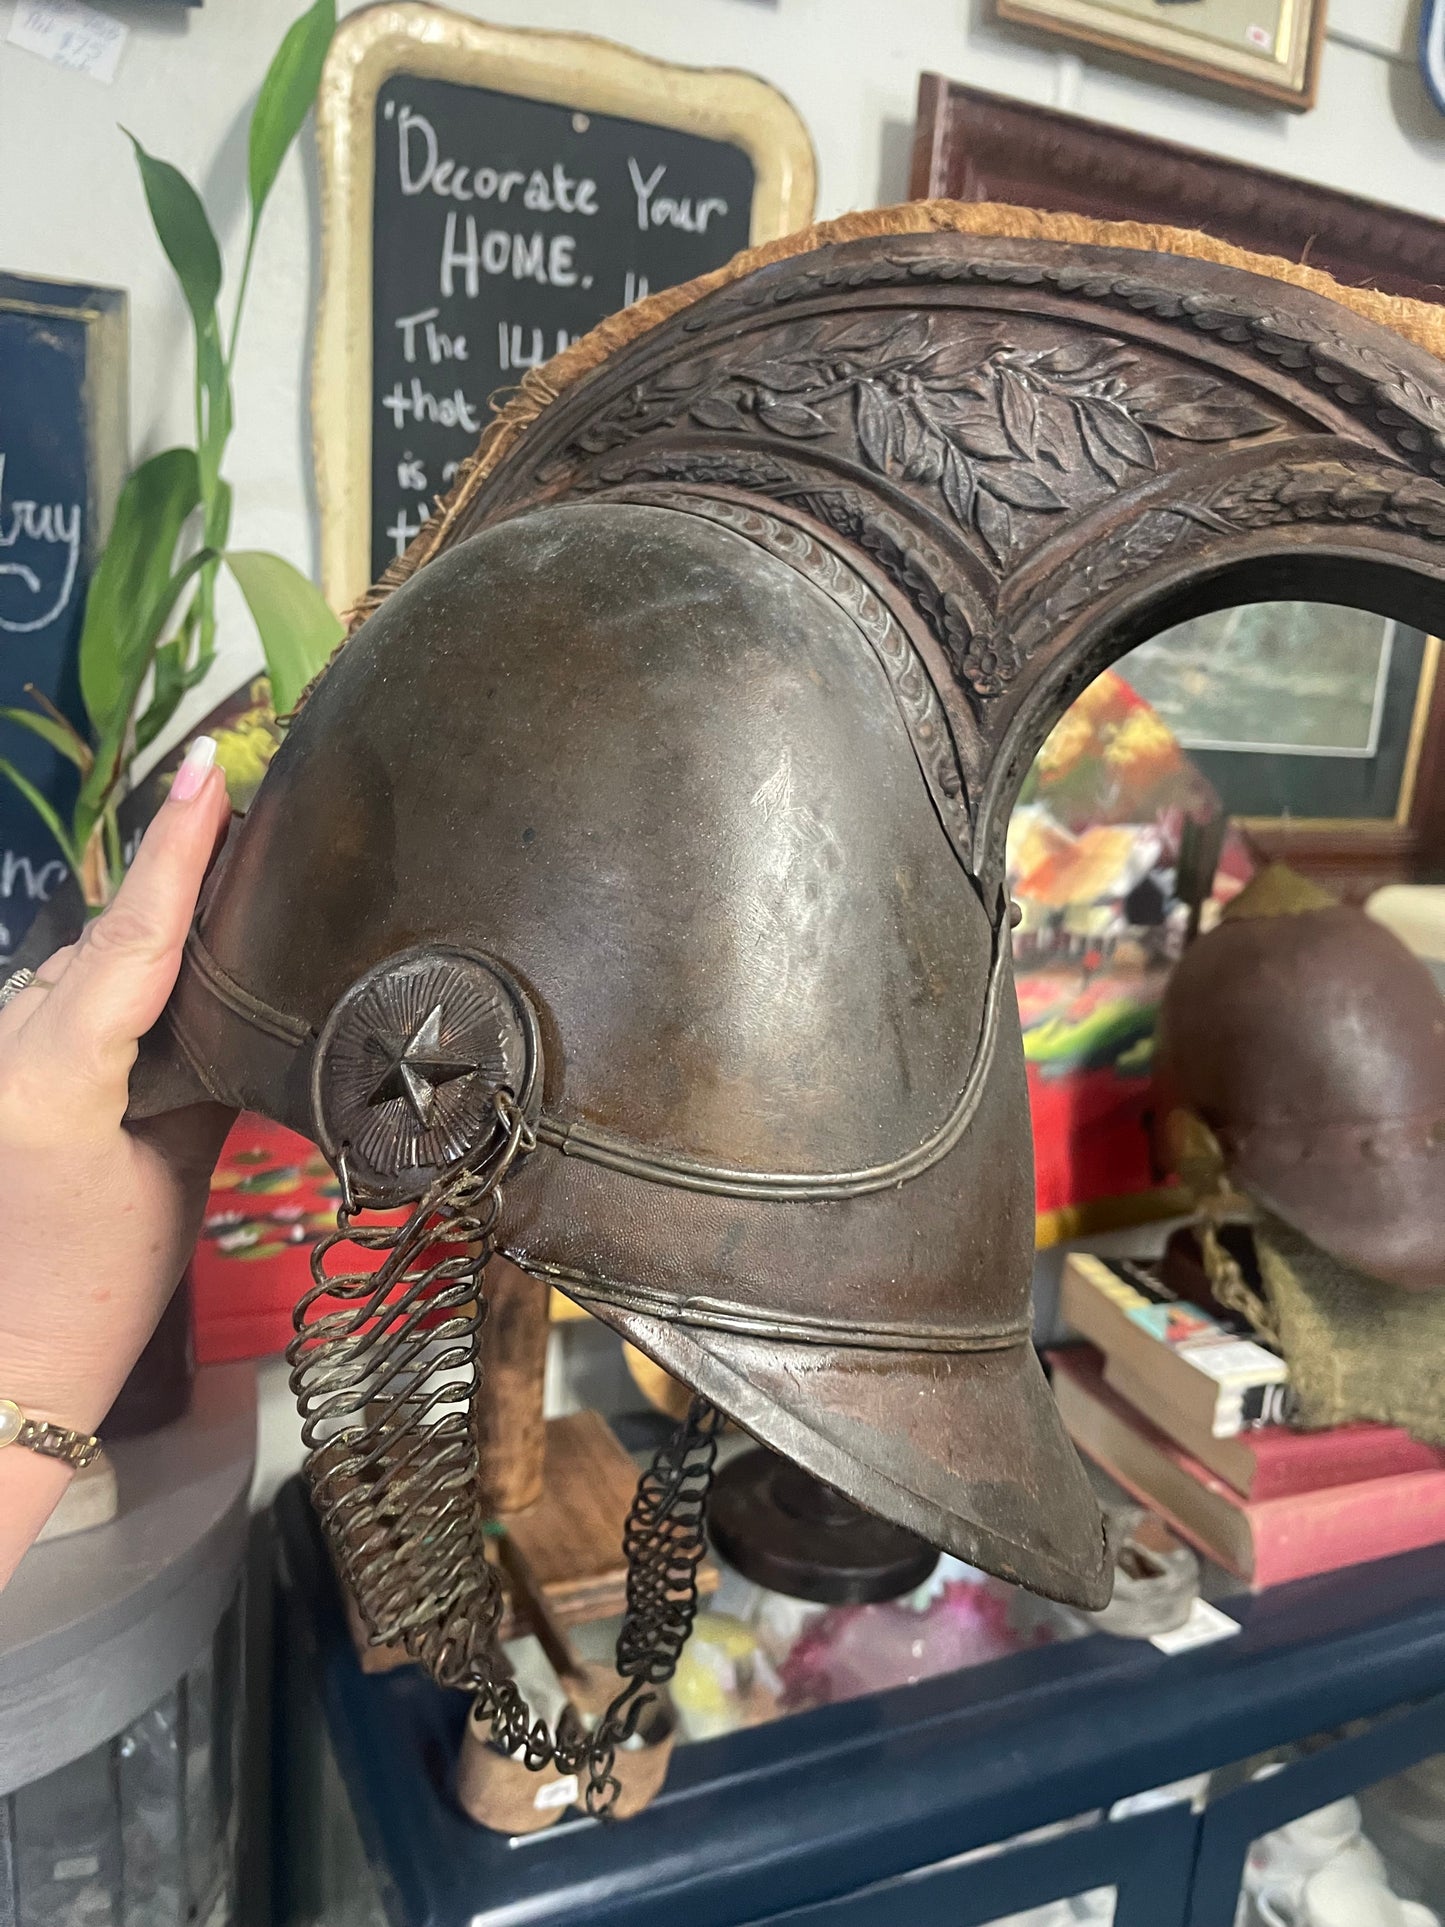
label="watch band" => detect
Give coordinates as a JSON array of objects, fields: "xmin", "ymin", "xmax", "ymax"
[{"xmin": 0, "ymin": 1398, "xmax": 102, "ymax": 1470}]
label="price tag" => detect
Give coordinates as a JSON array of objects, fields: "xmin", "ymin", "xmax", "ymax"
[
  {"xmin": 533, "ymin": 1773, "xmax": 579, "ymax": 1812},
  {"xmin": 1150, "ymin": 1597, "xmax": 1242, "ymax": 1655},
  {"xmin": 8, "ymin": 2, "xmax": 128, "ymax": 85}
]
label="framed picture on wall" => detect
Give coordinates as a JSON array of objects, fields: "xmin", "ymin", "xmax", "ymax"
[
  {"xmin": 994, "ymin": 0, "xmax": 1327, "ymax": 110},
  {"xmin": 1114, "ymin": 606, "xmax": 1445, "ymax": 894}
]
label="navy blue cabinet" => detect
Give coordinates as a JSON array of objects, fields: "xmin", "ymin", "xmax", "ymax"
[
  {"xmin": 1189, "ymin": 1690, "xmax": 1445, "ymax": 1927},
  {"xmin": 272, "ymin": 1481, "xmax": 1445, "ymax": 1927}
]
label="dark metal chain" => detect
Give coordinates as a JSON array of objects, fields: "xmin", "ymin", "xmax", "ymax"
[{"xmin": 287, "ymin": 1092, "xmax": 720, "ymax": 1819}]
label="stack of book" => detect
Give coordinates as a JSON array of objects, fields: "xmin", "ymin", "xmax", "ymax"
[{"xmin": 1048, "ymin": 1249, "xmax": 1445, "ymax": 1588}]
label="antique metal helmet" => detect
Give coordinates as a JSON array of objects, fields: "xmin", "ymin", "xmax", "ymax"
[
  {"xmin": 1156, "ymin": 865, "xmax": 1445, "ymax": 1293},
  {"xmin": 128, "ymin": 205, "xmax": 1445, "ymax": 1804}
]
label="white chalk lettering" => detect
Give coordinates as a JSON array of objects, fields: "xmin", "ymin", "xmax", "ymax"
[
  {"xmin": 0, "ymin": 453, "xmax": 83, "ymax": 634},
  {"xmin": 395, "ymin": 307, "xmax": 467, "ymax": 365},
  {"xmin": 498, "ymin": 323, "xmax": 542, "ymax": 373},
  {"xmin": 397, "ymin": 105, "xmax": 438, "ymax": 194},
  {"xmin": 512, "ymin": 232, "xmax": 545, "ymax": 283},
  {"xmin": 497, "ymin": 322, "xmax": 573, "ymax": 370},
  {"xmin": 385, "ymin": 506, "xmax": 426, "ymax": 557},
  {"xmin": 0, "ymin": 849, "xmax": 66, "ymax": 904},
  {"xmin": 395, "ymin": 306, "xmax": 436, "ymax": 362},
  {"xmin": 381, "ymin": 379, "xmax": 481, "ymax": 433},
  {"xmin": 627, "ymin": 157, "xmax": 727, "ymax": 235},
  {"xmin": 441, "ymin": 213, "xmax": 583, "ymax": 295},
  {"xmin": 392, "ymin": 107, "xmax": 598, "ymax": 212},
  {"xmin": 549, "ymin": 235, "xmax": 576, "ymax": 285}
]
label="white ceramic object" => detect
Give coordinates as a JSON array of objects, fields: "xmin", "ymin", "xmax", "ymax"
[
  {"xmin": 1302, "ymin": 1863, "xmax": 1442, "ymax": 1927},
  {"xmin": 1245, "ymin": 1798, "xmax": 1398, "ymax": 1925},
  {"xmin": 984, "ymin": 1905, "xmax": 1075, "ymax": 1927},
  {"xmin": 1069, "ymin": 1889, "xmax": 1118, "ymax": 1921}
]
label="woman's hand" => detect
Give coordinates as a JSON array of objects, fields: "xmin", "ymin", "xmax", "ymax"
[{"xmin": 0, "ymin": 738, "xmax": 235, "ymax": 1582}]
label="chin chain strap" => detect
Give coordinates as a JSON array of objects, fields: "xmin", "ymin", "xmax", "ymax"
[{"xmin": 288, "ymin": 1091, "xmax": 721, "ymax": 1818}]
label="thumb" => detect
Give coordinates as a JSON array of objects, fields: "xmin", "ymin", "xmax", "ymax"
[{"xmin": 40, "ymin": 741, "xmax": 231, "ymax": 1084}]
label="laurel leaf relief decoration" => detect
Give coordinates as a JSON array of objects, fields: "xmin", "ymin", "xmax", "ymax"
[{"xmin": 566, "ymin": 315, "xmax": 1283, "ymax": 570}]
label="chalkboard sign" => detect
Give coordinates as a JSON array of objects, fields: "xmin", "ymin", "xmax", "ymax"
[
  {"xmin": 369, "ymin": 77, "xmax": 756, "ymax": 585},
  {"xmin": 0, "ymin": 275, "xmax": 125, "ymax": 961},
  {"xmin": 314, "ymin": 6, "xmax": 816, "ymax": 611}
]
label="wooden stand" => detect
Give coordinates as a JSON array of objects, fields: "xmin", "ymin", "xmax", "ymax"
[
  {"xmin": 339, "ymin": 1275, "xmax": 714, "ymax": 1825},
  {"xmin": 345, "ymin": 1408, "xmax": 718, "ymax": 1671},
  {"xmin": 457, "ymin": 1529, "xmax": 677, "ymax": 1829},
  {"xmin": 476, "ymin": 1258, "xmax": 550, "ymax": 1514}
]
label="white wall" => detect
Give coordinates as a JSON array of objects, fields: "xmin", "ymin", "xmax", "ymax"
[{"xmin": 0, "ymin": 0, "xmax": 1440, "ymax": 758}]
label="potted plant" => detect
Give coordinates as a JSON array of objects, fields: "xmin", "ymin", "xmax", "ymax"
[{"xmin": 0, "ymin": 0, "xmax": 341, "ymax": 911}]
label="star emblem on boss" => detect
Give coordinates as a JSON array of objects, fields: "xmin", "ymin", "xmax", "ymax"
[{"xmin": 365, "ymin": 1003, "xmax": 479, "ymax": 1127}]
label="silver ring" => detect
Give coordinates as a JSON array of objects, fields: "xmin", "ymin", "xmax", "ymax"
[{"xmin": 0, "ymin": 967, "xmax": 36, "ymax": 1011}]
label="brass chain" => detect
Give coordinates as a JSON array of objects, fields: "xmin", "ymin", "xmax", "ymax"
[{"xmin": 288, "ymin": 1092, "xmax": 719, "ymax": 1818}]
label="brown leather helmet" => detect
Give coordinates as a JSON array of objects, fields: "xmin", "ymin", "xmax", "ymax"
[
  {"xmin": 1157, "ymin": 866, "xmax": 1445, "ymax": 1293},
  {"xmin": 128, "ymin": 208, "xmax": 1445, "ymax": 1672},
  {"xmin": 141, "ymin": 495, "xmax": 1102, "ymax": 1606}
]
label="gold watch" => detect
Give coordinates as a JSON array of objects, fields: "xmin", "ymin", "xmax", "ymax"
[{"xmin": 0, "ymin": 1398, "xmax": 101, "ymax": 1470}]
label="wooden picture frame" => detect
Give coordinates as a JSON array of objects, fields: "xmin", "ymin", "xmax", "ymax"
[
  {"xmin": 994, "ymin": 0, "xmax": 1327, "ymax": 111},
  {"xmin": 908, "ymin": 80, "xmax": 1445, "ymax": 305},
  {"xmin": 312, "ymin": 3, "xmax": 816, "ymax": 616},
  {"xmin": 910, "ymin": 77, "xmax": 1445, "ymax": 891}
]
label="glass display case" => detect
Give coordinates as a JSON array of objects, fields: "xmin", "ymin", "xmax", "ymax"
[
  {"xmin": 1193, "ymin": 1712, "xmax": 1445, "ymax": 1927},
  {"xmin": 271, "ymin": 1472, "xmax": 1445, "ymax": 1927}
]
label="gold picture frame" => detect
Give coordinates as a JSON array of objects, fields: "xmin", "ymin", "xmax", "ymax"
[
  {"xmin": 312, "ymin": 3, "xmax": 817, "ymax": 615},
  {"xmin": 995, "ymin": 0, "xmax": 1327, "ymax": 110}
]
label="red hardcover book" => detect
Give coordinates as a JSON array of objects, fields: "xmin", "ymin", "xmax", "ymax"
[
  {"xmin": 1102, "ymin": 1354, "xmax": 1445, "ymax": 1500},
  {"xmin": 1050, "ymin": 1347, "xmax": 1445, "ymax": 1588}
]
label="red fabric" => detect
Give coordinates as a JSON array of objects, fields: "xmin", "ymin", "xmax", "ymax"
[
  {"xmin": 192, "ymin": 1117, "xmax": 410, "ymax": 1363},
  {"xmin": 1027, "ymin": 1061, "xmax": 1160, "ymax": 1221},
  {"xmin": 193, "ymin": 1115, "xmax": 476, "ymax": 1364}
]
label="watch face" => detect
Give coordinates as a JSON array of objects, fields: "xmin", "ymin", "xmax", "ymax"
[
  {"xmin": 0, "ymin": 1399, "xmax": 23, "ymax": 1446},
  {"xmin": 311, "ymin": 946, "xmax": 541, "ymax": 1205}
]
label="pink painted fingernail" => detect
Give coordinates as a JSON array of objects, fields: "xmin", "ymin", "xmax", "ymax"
[{"xmin": 170, "ymin": 735, "xmax": 217, "ymax": 803}]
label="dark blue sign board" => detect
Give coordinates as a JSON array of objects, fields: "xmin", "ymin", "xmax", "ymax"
[{"xmin": 0, "ymin": 274, "xmax": 126, "ymax": 960}]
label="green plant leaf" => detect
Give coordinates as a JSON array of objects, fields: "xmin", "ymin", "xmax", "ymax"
[
  {"xmin": 206, "ymin": 476, "xmax": 234, "ymax": 552},
  {"xmin": 225, "ymin": 551, "xmax": 341, "ymax": 715},
  {"xmin": 78, "ymin": 448, "xmax": 200, "ymax": 737},
  {"xmin": 0, "ymin": 705, "xmax": 92, "ymax": 772},
  {"xmin": 134, "ymin": 640, "xmax": 188, "ymax": 756},
  {"xmin": 192, "ymin": 481, "xmax": 232, "ymax": 689},
  {"xmin": 77, "ymin": 546, "xmax": 218, "ymax": 836},
  {"xmin": 196, "ymin": 313, "xmax": 233, "ymax": 494},
  {"xmin": 125, "ymin": 132, "xmax": 222, "ymax": 333},
  {"xmin": 132, "ymin": 608, "xmax": 216, "ymax": 757},
  {"xmin": 248, "ymin": 0, "xmax": 335, "ymax": 222},
  {"xmin": 0, "ymin": 756, "xmax": 80, "ymax": 874}
]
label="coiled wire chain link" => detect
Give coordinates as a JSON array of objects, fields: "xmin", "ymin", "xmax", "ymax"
[{"xmin": 287, "ymin": 1089, "xmax": 721, "ymax": 1817}]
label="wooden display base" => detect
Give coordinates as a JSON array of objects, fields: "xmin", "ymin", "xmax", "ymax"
[{"xmin": 343, "ymin": 1409, "xmax": 717, "ymax": 1674}]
